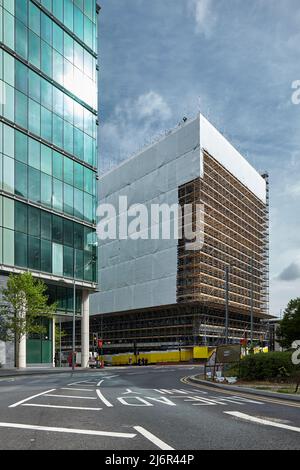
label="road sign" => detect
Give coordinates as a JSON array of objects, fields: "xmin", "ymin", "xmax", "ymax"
[{"xmin": 216, "ymin": 344, "xmax": 241, "ymax": 363}]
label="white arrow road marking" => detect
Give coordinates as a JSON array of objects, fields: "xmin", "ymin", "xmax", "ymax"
[
  {"xmin": 122, "ymin": 389, "xmax": 142, "ymax": 395},
  {"xmin": 96, "ymin": 381, "xmax": 114, "ymax": 407},
  {"xmin": 0, "ymin": 422, "xmax": 136, "ymax": 438},
  {"xmin": 22, "ymin": 404, "xmax": 102, "ymax": 411},
  {"xmin": 44, "ymin": 394, "xmax": 97, "ymax": 400},
  {"xmin": 134, "ymin": 426, "xmax": 174, "ymax": 450},
  {"xmin": 67, "ymin": 381, "xmax": 97, "ymax": 386},
  {"xmin": 102, "ymin": 375, "xmax": 119, "ymax": 380},
  {"xmin": 61, "ymin": 388, "xmax": 95, "ymax": 392},
  {"xmin": 9, "ymin": 389, "xmax": 56, "ymax": 408},
  {"xmin": 225, "ymin": 411, "xmax": 300, "ymax": 433}
]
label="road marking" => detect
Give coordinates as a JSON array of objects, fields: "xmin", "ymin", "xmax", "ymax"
[
  {"xmin": 9, "ymin": 389, "xmax": 56, "ymax": 408},
  {"xmin": 225, "ymin": 411, "xmax": 300, "ymax": 433},
  {"xmin": 181, "ymin": 377, "xmax": 300, "ymax": 409},
  {"xmin": 0, "ymin": 422, "xmax": 136, "ymax": 438},
  {"xmin": 102, "ymin": 375, "xmax": 119, "ymax": 380},
  {"xmin": 118, "ymin": 397, "xmax": 153, "ymax": 407},
  {"xmin": 145, "ymin": 397, "xmax": 176, "ymax": 406},
  {"xmin": 22, "ymin": 404, "xmax": 102, "ymax": 411},
  {"xmin": 61, "ymin": 388, "xmax": 95, "ymax": 392},
  {"xmin": 218, "ymin": 396, "xmax": 263, "ymax": 405},
  {"xmin": 45, "ymin": 394, "xmax": 97, "ymax": 400},
  {"xmin": 122, "ymin": 389, "xmax": 142, "ymax": 395},
  {"xmin": 67, "ymin": 380, "xmax": 97, "ymax": 386},
  {"xmin": 96, "ymin": 385, "xmax": 114, "ymax": 407},
  {"xmin": 134, "ymin": 426, "xmax": 174, "ymax": 450}
]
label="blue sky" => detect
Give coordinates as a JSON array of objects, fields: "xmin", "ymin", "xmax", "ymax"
[{"xmin": 98, "ymin": 0, "xmax": 300, "ymax": 316}]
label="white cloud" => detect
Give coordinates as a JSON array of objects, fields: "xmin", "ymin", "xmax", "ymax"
[
  {"xmin": 136, "ymin": 91, "xmax": 172, "ymax": 120},
  {"xmin": 285, "ymin": 182, "xmax": 300, "ymax": 198},
  {"xmin": 101, "ymin": 91, "xmax": 172, "ymax": 172},
  {"xmin": 188, "ymin": 0, "xmax": 217, "ymax": 37}
]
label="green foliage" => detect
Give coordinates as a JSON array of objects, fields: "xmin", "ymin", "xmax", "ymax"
[
  {"xmin": 239, "ymin": 351, "xmax": 299, "ymax": 381},
  {"xmin": 277, "ymin": 298, "xmax": 300, "ymax": 349},
  {"xmin": 55, "ymin": 325, "xmax": 67, "ymax": 350},
  {"xmin": 0, "ymin": 273, "xmax": 56, "ymax": 342}
]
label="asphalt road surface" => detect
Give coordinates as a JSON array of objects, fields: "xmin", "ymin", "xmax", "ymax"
[{"xmin": 0, "ymin": 365, "xmax": 299, "ymax": 450}]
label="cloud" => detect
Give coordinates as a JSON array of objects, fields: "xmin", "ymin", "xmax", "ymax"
[
  {"xmin": 278, "ymin": 262, "xmax": 300, "ymax": 281},
  {"xmin": 136, "ymin": 91, "xmax": 172, "ymax": 120},
  {"xmin": 285, "ymin": 182, "xmax": 300, "ymax": 198},
  {"xmin": 188, "ymin": 0, "xmax": 217, "ymax": 37},
  {"xmin": 101, "ymin": 91, "xmax": 172, "ymax": 171}
]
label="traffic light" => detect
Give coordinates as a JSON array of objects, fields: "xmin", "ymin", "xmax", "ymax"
[{"xmin": 93, "ymin": 333, "xmax": 98, "ymax": 347}]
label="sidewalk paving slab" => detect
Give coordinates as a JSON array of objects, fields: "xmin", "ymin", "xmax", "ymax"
[{"xmin": 0, "ymin": 367, "xmax": 96, "ymax": 378}]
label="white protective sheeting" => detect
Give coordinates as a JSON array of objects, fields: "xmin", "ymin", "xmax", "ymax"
[
  {"xmin": 90, "ymin": 117, "xmax": 201, "ymax": 314},
  {"xmin": 90, "ymin": 114, "xmax": 267, "ymax": 315},
  {"xmin": 200, "ymin": 115, "xmax": 266, "ymax": 203}
]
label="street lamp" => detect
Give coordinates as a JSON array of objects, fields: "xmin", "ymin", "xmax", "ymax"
[
  {"xmin": 225, "ymin": 257, "xmax": 255, "ymax": 347},
  {"xmin": 250, "ymin": 255, "xmax": 254, "ymax": 346},
  {"xmin": 225, "ymin": 265, "xmax": 230, "ymax": 345},
  {"xmin": 72, "ymin": 249, "xmax": 77, "ymax": 372},
  {"xmin": 224, "ymin": 262, "xmax": 238, "ymax": 344}
]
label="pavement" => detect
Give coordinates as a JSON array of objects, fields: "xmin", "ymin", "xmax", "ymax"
[
  {"xmin": 0, "ymin": 365, "xmax": 300, "ymax": 450},
  {"xmin": 0, "ymin": 367, "xmax": 96, "ymax": 378}
]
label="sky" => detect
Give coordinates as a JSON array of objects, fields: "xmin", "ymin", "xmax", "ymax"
[{"xmin": 98, "ymin": 0, "xmax": 300, "ymax": 317}]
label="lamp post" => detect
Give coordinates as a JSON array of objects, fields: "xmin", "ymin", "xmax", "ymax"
[
  {"xmin": 59, "ymin": 318, "xmax": 62, "ymax": 368},
  {"xmin": 250, "ymin": 255, "xmax": 254, "ymax": 346},
  {"xmin": 224, "ymin": 262, "xmax": 238, "ymax": 344},
  {"xmin": 72, "ymin": 249, "xmax": 77, "ymax": 372},
  {"xmin": 225, "ymin": 265, "xmax": 229, "ymax": 344}
]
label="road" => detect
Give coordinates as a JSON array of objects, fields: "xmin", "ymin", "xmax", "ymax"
[{"xmin": 0, "ymin": 365, "xmax": 300, "ymax": 450}]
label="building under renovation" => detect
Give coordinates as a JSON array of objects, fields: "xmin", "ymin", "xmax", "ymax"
[{"xmin": 68, "ymin": 114, "xmax": 270, "ymax": 354}]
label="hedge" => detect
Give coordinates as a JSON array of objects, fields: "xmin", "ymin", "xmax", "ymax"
[{"xmin": 238, "ymin": 351, "xmax": 300, "ymax": 381}]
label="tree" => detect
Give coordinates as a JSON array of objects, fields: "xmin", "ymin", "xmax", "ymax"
[
  {"xmin": 0, "ymin": 273, "xmax": 57, "ymax": 367},
  {"xmin": 277, "ymin": 298, "xmax": 300, "ymax": 349},
  {"xmin": 55, "ymin": 325, "xmax": 67, "ymax": 350}
]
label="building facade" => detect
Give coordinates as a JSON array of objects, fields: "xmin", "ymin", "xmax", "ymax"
[
  {"xmin": 87, "ymin": 114, "xmax": 270, "ymax": 355},
  {"xmin": 0, "ymin": 0, "xmax": 98, "ymax": 367}
]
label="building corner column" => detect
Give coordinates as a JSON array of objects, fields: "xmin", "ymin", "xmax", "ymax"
[
  {"xmin": 18, "ymin": 333, "xmax": 26, "ymax": 369},
  {"xmin": 17, "ymin": 293, "xmax": 27, "ymax": 369},
  {"xmin": 81, "ymin": 291, "xmax": 90, "ymax": 369}
]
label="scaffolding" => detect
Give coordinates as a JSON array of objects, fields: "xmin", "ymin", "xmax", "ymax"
[
  {"xmin": 62, "ymin": 152, "xmax": 270, "ymax": 353},
  {"xmin": 177, "ymin": 151, "xmax": 269, "ymax": 320}
]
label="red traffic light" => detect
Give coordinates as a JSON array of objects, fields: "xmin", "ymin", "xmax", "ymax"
[{"xmin": 98, "ymin": 340, "xmax": 103, "ymax": 348}]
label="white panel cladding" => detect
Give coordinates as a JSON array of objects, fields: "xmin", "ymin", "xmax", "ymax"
[
  {"xmin": 91, "ymin": 117, "xmax": 201, "ymax": 314},
  {"xmin": 200, "ymin": 115, "xmax": 266, "ymax": 203},
  {"xmin": 90, "ymin": 114, "xmax": 267, "ymax": 315}
]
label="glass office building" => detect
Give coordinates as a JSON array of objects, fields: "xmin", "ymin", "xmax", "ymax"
[{"xmin": 0, "ymin": 0, "xmax": 98, "ymax": 366}]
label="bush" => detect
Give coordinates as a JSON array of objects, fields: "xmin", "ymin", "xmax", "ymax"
[{"xmin": 239, "ymin": 351, "xmax": 299, "ymax": 381}]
